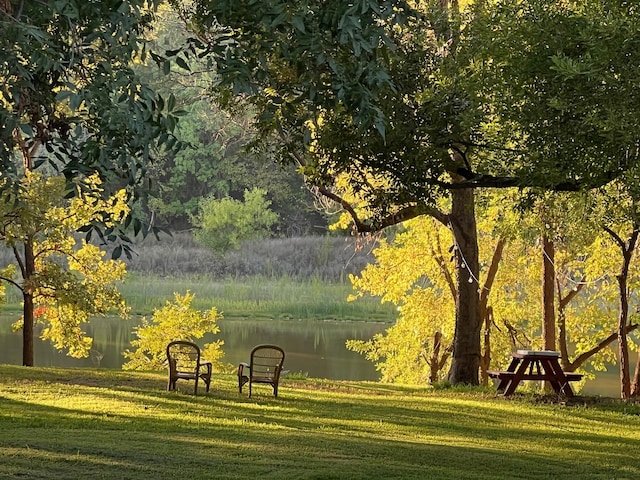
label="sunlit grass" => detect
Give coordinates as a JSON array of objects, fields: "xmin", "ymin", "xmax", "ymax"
[
  {"xmin": 119, "ymin": 273, "xmax": 396, "ymax": 321},
  {"xmin": 1, "ymin": 365, "xmax": 639, "ymax": 479},
  {"xmin": 1, "ymin": 272, "xmax": 396, "ymax": 322}
]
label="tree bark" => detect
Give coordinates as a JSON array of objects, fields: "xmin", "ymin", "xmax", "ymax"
[
  {"xmin": 479, "ymin": 238, "xmax": 506, "ymax": 384},
  {"xmin": 604, "ymin": 226, "xmax": 638, "ymax": 399},
  {"xmin": 556, "ymin": 276, "xmax": 585, "ymax": 370},
  {"xmin": 22, "ymin": 238, "xmax": 36, "ymax": 367},
  {"xmin": 631, "ymin": 349, "xmax": 640, "ymax": 397},
  {"xmin": 616, "ymin": 270, "xmax": 631, "ymax": 399},
  {"xmin": 542, "ymin": 235, "xmax": 556, "ymax": 351},
  {"xmin": 447, "ymin": 187, "xmax": 481, "ymax": 385}
]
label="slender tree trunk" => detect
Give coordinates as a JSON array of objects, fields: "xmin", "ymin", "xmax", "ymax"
[
  {"xmin": 429, "ymin": 331, "xmax": 443, "ymax": 384},
  {"xmin": 447, "ymin": 188, "xmax": 481, "ymax": 385},
  {"xmin": 631, "ymin": 351, "xmax": 640, "ymax": 397},
  {"xmin": 22, "ymin": 238, "xmax": 36, "ymax": 366},
  {"xmin": 479, "ymin": 238, "xmax": 506, "ymax": 385},
  {"xmin": 616, "ymin": 270, "xmax": 631, "ymax": 399},
  {"xmin": 604, "ymin": 227, "xmax": 638, "ymax": 399},
  {"xmin": 542, "ymin": 235, "xmax": 556, "ymax": 351},
  {"xmin": 556, "ymin": 276, "xmax": 584, "ymax": 370}
]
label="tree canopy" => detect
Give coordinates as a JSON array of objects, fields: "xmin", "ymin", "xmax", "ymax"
[
  {"xmin": 0, "ymin": 0, "xmax": 182, "ymax": 229},
  {"xmin": 170, "ymin": 0, "xmax": 640, "ymax": 226}
]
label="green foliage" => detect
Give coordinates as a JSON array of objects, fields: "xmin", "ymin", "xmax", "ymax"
[
  {"xmin": 138, "ymin": 7, "xmax": 327, "ymax": 234},
  {"xmin": 463, "ymin": 0, "xmax": 640, "ymax": 190},
  {"xmin": 123, "ymin": 291, "xmax": 224, "ymax": 371},
  {"xmin": 191, "ymin": 188, "xmax": 279, "ymax": 254},
  {"xmin": 0, "ymin": 172, "xmax": 130, "ymax": 358},
  {"xmin": 174, "ymin": 0, "xmax": 640, "ymax": 220},
  {"xmin": 0, "ymin": 0, "xmax": 182, "ymax": 245}
]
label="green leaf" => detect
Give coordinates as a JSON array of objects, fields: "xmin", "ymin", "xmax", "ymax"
[
  {"xmin": 292, "ymin": 16, "xmax": 306, "ymax": 33},
  {"xmin": 175, "ymin": 56, "xmax": 191, "ymax": 71}
]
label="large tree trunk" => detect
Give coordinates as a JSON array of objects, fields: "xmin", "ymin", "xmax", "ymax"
[
  {"xmin": 541, "ymin": 236, "xmax": 556, "ymax": 351},
  {"xmin": 22, "ymin": 238, "xmax": 36, "ymax": 366},
  {"xmin": 447, "ymin": 188, "xmax": 481, "ymax": 385}
]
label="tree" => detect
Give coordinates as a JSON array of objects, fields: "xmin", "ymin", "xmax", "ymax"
[
  {"xmin": 346, "ymin": 195, "xmax": 538, "ymax": 385},
  {"xmin": 0, "ymin": 173, "xmax": 130, "ymax": 365},
  {"xmin": 171, "ymin": 0, "xmax": 640, "ymax": 384},
  {"xmin": 1, "ymin": 0, "xmax": 185, "ymax": 366},
  {"xmin": 123, "ymin": 291, "xmax": 225, "ymax": 371},
  {"xmin": 1, "ymin": 0, "xmax": 182, "ymax": 247},
  {"xmin": 582, "ymin": 179, "xmax": 640, "ymax": 398},
  {"xmin": 191, "ymin": 188, "xmax": 279, "ymax": 254}
]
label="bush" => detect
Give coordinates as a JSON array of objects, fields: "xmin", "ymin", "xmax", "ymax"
[
  {"xmin": 122, "ymin": 291, "xmax": 224, "ymax": 371},
  {"xmin": 191, "ymin": 188, "xmax": 278, "ymax": 254}
]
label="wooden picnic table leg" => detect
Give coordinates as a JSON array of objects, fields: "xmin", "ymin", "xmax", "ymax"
[
  {"xmin": 540, "ymin": 358, "xmax": 574, "ymax": 396},
  {"xmin": 495, "ymin": 357, "xmax": 521, "ymax": 393},
  {"xmin": 503, "ymin": 358, "xmax": 531, "ymax": 396}
]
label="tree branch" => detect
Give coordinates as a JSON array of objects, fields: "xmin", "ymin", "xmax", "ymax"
[
  {"xmin": 12, "ymin": 245, "xmax": 26, "ymax": 279},
  {"xmin": 434, "ymin": 171, "xmax": 618, "ymax": 192},
  {"xmin": 558, "ymin": 276, "xmax": 585, "ymax": 310},
  {"xmin": 0, "ymin": 275, "xmax": 24, "ymax": 292},
  {"xmin": 603, "ymin": 226, "xmax": 626, "ymax": 251},
  {"xmin": 569, "ymin": 323, "xmax": 639, "ymax": 371},
  {"xmin": 316, "ymin": 186, "xmax": 448, "ymax": 232},
  {"xmin": 480, "ymin": 237, "xmax": 507, "ymax": 311}
]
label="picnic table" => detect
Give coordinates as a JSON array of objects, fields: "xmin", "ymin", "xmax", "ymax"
[{"xmin": 488, "ymin": 350, "xmax": 583, "ymax": 396}]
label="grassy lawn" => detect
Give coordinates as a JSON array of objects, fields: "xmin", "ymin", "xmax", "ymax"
[{"xmin": 1, "ymin": 366, "xmax": 639, "ymax": 479}]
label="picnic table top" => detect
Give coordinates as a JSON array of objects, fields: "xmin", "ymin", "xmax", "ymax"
[{"xmin": 515, "ymin": 350, "xmax": 560, "ymax": 358}]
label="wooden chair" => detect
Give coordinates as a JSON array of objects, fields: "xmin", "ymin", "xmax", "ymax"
[
  {"xmin": 237, "ymin": 344, "xmax": 285, "ymax": 398},
  {"xmin": 166, "ymin": 340, "xmax": 212, "ymax": 395}
]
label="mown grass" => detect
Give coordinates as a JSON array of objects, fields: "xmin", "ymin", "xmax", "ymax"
[{"xmin": 1, "ymin": 365, "xmax": 639, "ymax": 480}]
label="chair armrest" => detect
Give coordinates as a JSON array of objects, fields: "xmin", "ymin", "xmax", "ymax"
[
  {"xmin": 237, "ymin": 362, "xmax": 250, "ymax": 377},
  {"xmin": 200, "ymin": 361, "xmax": 212, "ymax": 375}
]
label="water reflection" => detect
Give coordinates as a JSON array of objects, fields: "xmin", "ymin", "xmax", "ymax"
[
  {"xmin": 0, "ymin": 315, "xmax": 632, "ymax": 396},
  {"xmin": 0, "ymin": 316, "xmax": 388, "ymax": 381}
]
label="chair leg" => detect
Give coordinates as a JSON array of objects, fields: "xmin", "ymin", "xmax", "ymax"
[{"xmin": 194, "ymin": 377, "xmax": 199, "ymax": 395}]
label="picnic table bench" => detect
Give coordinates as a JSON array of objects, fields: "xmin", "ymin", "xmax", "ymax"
[{"xmin": 488, "ymin": 350, "xmax": 583, "ymax": 396}]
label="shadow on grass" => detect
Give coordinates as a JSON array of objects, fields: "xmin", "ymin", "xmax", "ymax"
[{"xmin": 1, "ymin": 366, "xmax": 639, "ymax": 479}]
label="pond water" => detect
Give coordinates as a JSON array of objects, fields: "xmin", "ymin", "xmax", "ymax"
[
  {"xmin": 0, "ymin": 316, "xmax": 388, "ymax": 381},
  {"xmin": 0, "ymin": 315, "xmax": 633, "ymax": 397}
]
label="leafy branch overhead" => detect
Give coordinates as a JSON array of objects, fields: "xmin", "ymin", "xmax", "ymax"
[
  {"xmin": 0, "ymin": 0, "xmax": 184, "ymax": 200},
  {"xmin": 170, "ymin": 0, "xmax": 640, "ymax": 229}
]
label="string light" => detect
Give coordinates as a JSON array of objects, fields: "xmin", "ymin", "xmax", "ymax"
[
  {"xmin": 541, "ymin": 247, "xmax": 608, "ymax": 287},
  {"xmin": 447, "ymin": 221, "xmax": 486, "ymax": 289}
]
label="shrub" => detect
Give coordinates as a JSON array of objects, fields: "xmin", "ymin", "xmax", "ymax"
[
  {"xmin": 122, "ymin": 291, "xmax": 224, "ymax": 370},
  {"xmin": 191, "ymin": 188, "xmax": 278, "ymax": 254}
]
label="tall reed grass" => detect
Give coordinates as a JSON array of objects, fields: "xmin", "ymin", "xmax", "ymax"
[
  {"xmin": 122, "ymin": 274, "xmax": 395, "ymax": 321},
  {"xmin": 123, "ymin": 232, "xmax": 376, "ymax": 281},
  {"xmin": 0, "ymin": 233, "xmax": 393, "ymax": 322}
]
